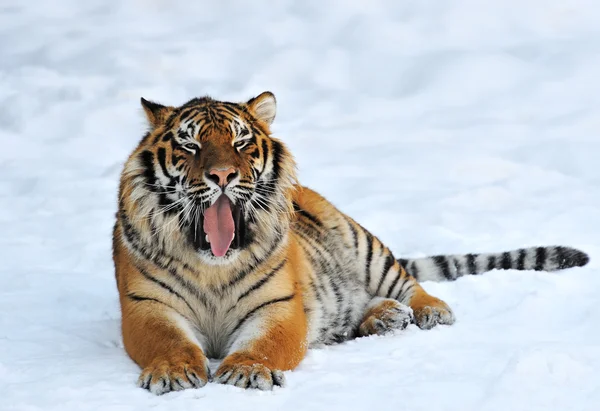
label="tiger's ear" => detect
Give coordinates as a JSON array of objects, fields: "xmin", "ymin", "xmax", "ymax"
[
  {"xmin": 141, "ymin": 97, "xmax": 174, "ymax": 128},
  {"xmin": 246, "ymin": 91, "xmax": 276, "ymax": 125}
]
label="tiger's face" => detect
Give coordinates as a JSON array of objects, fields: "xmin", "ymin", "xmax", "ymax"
[{"xmin": 121, "ymin": 92, "xmax": 296, "ymax": 265}]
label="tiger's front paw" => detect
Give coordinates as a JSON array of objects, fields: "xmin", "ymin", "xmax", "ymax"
[
  {"xmin": 138, "ymin": 350, "xmax": 210, "ymax": 395},
  {"xmin": 215, "ymin": 355, "xmax": 285, "ymax": 390},
  {"xmin": 412, "ymin": 297, "xmax": 455, "ymax": 330}
]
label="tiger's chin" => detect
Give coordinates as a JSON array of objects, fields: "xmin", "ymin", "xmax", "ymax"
[{"xmin": 195, "ymin": 248, "xmax": 243, "ymax": 265}]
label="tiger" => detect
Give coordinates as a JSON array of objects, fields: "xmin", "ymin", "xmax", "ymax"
[{"xmin": 113, "ymin": 91, "xmax": 590, "ymax": 394}]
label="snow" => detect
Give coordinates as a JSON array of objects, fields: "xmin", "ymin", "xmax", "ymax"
[{"xmin": 1, "ymin": 0, "xmax": 599, "ymax": 410}]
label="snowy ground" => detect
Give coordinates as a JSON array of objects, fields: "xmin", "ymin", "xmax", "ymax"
[{"xmin": 1, "ymin": 1, "xmax": 600, "ymax": 410}]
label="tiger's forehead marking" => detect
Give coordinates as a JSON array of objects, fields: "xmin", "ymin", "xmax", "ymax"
[
  {"xmin": 177, "ymin": 100, "xmax": 245, "ymax": 124},
  {"xmin": 176, "ymin": 110, "xmax": 250, "ymax": 143}
]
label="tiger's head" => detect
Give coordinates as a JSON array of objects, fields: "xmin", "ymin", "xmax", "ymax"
[{"xmin": 119, "ymin": 92, "xmax": 297, "ymax": 265}]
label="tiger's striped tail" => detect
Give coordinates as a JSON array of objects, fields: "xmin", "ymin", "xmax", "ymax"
[{"xmin": 398, "ymin": 246, "xmax": 589, "ymax": 282}]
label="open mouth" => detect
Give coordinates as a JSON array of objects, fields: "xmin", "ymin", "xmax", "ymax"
[{"xmin": 189, "ymin": 194, "xmax": 246, "ymax": 257}]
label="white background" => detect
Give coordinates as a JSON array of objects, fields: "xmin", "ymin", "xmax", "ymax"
[{"xmin": 1, "ymin": 1, "xmax": 599, "ymax": 410}]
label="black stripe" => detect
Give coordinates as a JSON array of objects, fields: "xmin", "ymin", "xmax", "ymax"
[
  {"xmin": 433, "ymin": 256, "xmax": 453, "ymax": 280},
  {"xmin": 385, "ymin": 268, "xmax": 402, "ymax": 298},
  {"xmin": 554, "ymin": 246, "xmax": 568, "ymax": 269},
  {"xmin": 190, "ymin": 186, "xmax": 211, "ymax": 196},
  {"xmin": 535, "ymin": 247, "xmax": 546, "ymax": 271},
  {"xmin": 127, "ymin": 293, "xmax": 167, "ymax": 305},
  {"xmin": 161, "ymin": 131, "xmax": 174, "ymax": 142},
  {"xmin": 125, "ymin": 293, "xmax": 193, "ymax": 324},
  {"xmin": 342, "ymin": 307, "xmax": 354, "ymax": 330},
  {"xmin": 409, "ymin": 260, "xmax": 419, "ymax": 280},
  {"xmin": 501, "ymin": 252, "xmax": 512, "ymax": 270},
  {"xmin": 487, "ymin": 256, "xmax": 497, "ymax": 271},
  {"xmin": 248, "ymin": 147, "xmax": 260, "ymax": 159},
  {"xmin": 344, "ymin": 218, "xmax": 359, "ymax": 253},
  {"xmin": 120, "ymin": 212, "xmax": 159, "ymax": 267},
  {"xmin": 179, "ymin": 108, "xmax": 195, "ymax": 122},
  {"xmin": 164, "ymin": 111, "xmax": 179, "ymax": 129},
  {"xmin": 139, "ymin": 150, "xmax": 155, "ymax": 185},
  {"xmin": 237, "ymin": 259, "xmax": 286, "ymax": 302},
  {"xmin": 364, "ymin": 234, "xmax": 374, "ymax": 287},
  {"xmin": 517, "ymin": 249, "xmax": 526, "ymax": 270},
  {"xmin": 308, "ymin": 272, "xmax": 327, "ymax": 315},
  {"xmin": 397, "ymin": 258, "xmax": 408, "ymax": 268},
  {"xmin": 293, "ymin": 202, "xmax": 322, "ymax": 227},
  {"xmin": 328, "ymin": 275, "xmax": 344, "ymax": 327},
  {"xmin": 248, "ymin": 126, "xmax": 262, "ymax": 141},
  {"xmin": 220, "ymin": 101, "xmax": 241, "ymax": 112},
  {"xmin": 137, "ymin": 265, "xmax": 197, "ymax": 315},
  {"xmin": 220, "ymin": 105, "xmax": 241, "ymax": 118},
  {"xmin": 375, "ymin": 253, "xmax": 396, "ymax": 295},
  {"xmin": 270, "ymin": 140, "xmax": 284, "ymax": 181},
  {"xmin": 177, "ymin": 128, "xmax": 189, "ymax": 140},
  {"xmin": 466, "ymin": 254, "xmax": 477, "ymax": 274},
  {"xmin": 258, "ymin": 139, "xmax": 269, "ymax": 178},
  {"xmin": 231, "ymin": 294, "xmax": 295, "ymax": 335},
  {"xmin": 171, "ymin": 153, "xmax": 185, "ymax": 166},
  {"xmin": 156, "ymin": 147, "xmax": 173, "ymax": 179},
  {"xmin": 237, "ymin": 127, "xmax": 250, "ymax": 137},
  {"xmin": 396, "ymin": 278, "xmax": 415, "ymax": 302},
  {"xmin": 158, "ymin": 192, "xmax": 175, "ymax": 211}
]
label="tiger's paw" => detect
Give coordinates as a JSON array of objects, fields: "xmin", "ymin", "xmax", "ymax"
[
  {"xmin": 359, "ymin": 298, "xmax": 414, "ymax": 336},
  {"xmin": 215, "ymin": 356, "xmax": 285, "ymax": 390},
  {"xmin": 137, "ymin": 352, "xmax": 210, "ymax": 395},
  {"xmin": 412, "ymin": 297, "xmax": 455, "ymax": 330}
]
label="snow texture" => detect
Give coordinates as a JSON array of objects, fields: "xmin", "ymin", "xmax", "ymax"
[{"xmin": 1, "ymin": 1, "xmax": 599, "ymax": 410}]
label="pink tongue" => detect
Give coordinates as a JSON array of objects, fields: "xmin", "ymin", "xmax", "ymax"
[{"xmin": 203, "ymin": 195, "xmax": 235, "ymax": 257}]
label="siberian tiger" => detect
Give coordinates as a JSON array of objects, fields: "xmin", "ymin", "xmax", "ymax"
[{"xmin": 113, "ymin": 91, "xmax": 589, "ymax": 394}]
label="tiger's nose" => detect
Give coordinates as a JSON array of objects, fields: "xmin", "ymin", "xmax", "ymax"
[{"xmin": 206, "ymin": 167, "xmax": 238, "ymax": 187}]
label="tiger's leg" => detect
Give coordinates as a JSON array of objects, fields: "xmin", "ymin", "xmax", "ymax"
[
  {"xmin": 122, "ymin": 299, "xmax": 210, "ymax": 395},
  {"xmin": 361, "ymin": 269, "xmax": 454, "ymax": 331},
  {"xmin": 344, "ymin": 217, "xmax": 455, "ymax": 330},
  {"xmin": 380, "ymin": 255, "xmax": 455, "ymax": 329},
  {"xmin": 115, "ymin": 243, "xmax": 209, "ymax": 395},
  {"xmin": 214, "ymin": 291, "xmax": 307, "ymax": 390},
  {"xmin": 292, "ymin": 187, "xmax": 454, "ymax": 330},
  {"xmin": 358, "ymin": 297, "xmax": 414, "ymax": 336}
]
